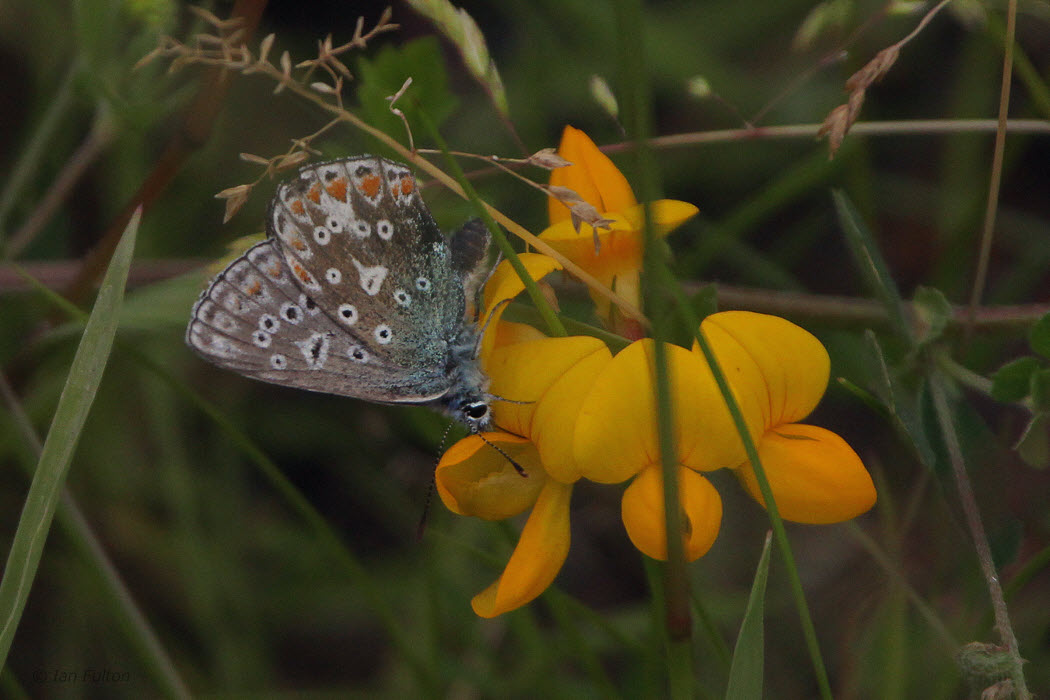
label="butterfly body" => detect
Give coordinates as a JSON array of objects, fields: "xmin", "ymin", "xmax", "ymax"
[{"xmin": 186, "ymin": 156, "xmax": 493, "ymax": 431}]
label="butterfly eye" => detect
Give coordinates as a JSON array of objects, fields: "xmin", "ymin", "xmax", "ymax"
[{"xmin": 464, "ymin": 403, "xmax": 488, "ymax": 420}]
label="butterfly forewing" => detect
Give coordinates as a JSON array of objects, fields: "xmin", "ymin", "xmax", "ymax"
[{"xmin": 187, "ymin": 156, "xmax": 470, "ymax": 404}]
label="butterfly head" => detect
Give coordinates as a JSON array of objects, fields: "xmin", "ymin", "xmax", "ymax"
[{"xmin": 455, "ymin": 398, "xmax": 493, "ymax": 433}]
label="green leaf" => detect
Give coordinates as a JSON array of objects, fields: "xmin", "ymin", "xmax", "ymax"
[
  {"xmin": 1014, "ymin": 412, "xmax": 1049, "ymax": 469},
  {"xmin": 1031, "ymin": 368, "xmax": 1050, "ymax": 412},
  {"xmin": 836, "ymin": 377, "xmax": 891, "ymax": 418},
  {"xmin": 856, "ymin": 331, "xmax": 936, "ymax": 469},
  {"xmin": 912, "ymin": 286, "xmax": 952, "ymax": 345},
  {"xmin": 355, "ymin": 37, "xmax": 458, "ymax": 149},
  {"xmin": 833, "ymin": 190, "xmax": 911, "ymax": 343},
  {"xmin": 1029, "ymin": 312, "xmax": 1050, "ymax": 359},
  {"xmin": 726, "ymin": 532, "xmax": 772, "ymax": 700},
  {"xmin": 690, "ymin": 282, "xmax": 719, "ymax": 320},
  {"xmin": 990, "ymin": 356, "xmax": 1040, "ymax": 402},
  {"xmin": 0, "ymin": 209, "xmax": 139, "ymax": 666},
  {"xmin": 863, "ymin": 329, "xmax": 894, "ymax": 407}
]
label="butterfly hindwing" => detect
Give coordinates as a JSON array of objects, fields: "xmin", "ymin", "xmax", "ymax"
[{"xmin": 188, "ymin": 239, "xmax": 448, "ymax": 401}]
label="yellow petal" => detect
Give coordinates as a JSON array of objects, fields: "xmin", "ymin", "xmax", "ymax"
[
  {"xmin": 735, "ymin": 424, "xmax": 876, "ymax": 524},
  {"xmin": 490, "ymin": 320, "xmax": 547, "ymax": 348},
  {"xmin": 530, "ymin": 339, "xmax": 614, "ymax": 483},
  {"xmin": 471, "ymin": 480, "xmax": 573, "ymax": 617},
  {"xmin": 436, "ymin": 433, "xmax": 547, "ymax": 520},
  {"xmin": 538, "ymin": 214, "xmax": 637, "ymax": 282},
  {"xmin": 539, "ymin": 201, "xmax": 697, "ymax": 326},
  {"xmin": 621, "ymin": 466, "xmax": 722, "ymax": 561},
  {"xmin": 538, "ymin": 200, "xmax": 696, "ymax": 281},
  {"xmin": 487, "ymin": 336, "xmax": 611, "ymax": 440},
  {"xmin": 620, "ymin": 200, "xmax": 700, "ymax": 234},
  {"xmin": 548, "ymin": 125, "xmax": 637, "ymax": 224},
  {"xmin": 573, "ymin": 340, "xmax": 758, "ymax": 484},
  {"xmin": 480, "ymin": 254, "xmax": 563, "ymax": 360},
  {"xmin": 701, "ymin": 311, "xmax": 830, "ymax": 428}
]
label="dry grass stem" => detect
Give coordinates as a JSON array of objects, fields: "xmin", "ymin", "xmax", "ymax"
[{"xmin": 819, "ymin": 0, "xmax": 953, "ymax": 156}]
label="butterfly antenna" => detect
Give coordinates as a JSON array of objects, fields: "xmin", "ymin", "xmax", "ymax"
[
  {"xmin": 418, "ymin": 421, "xmax": 456, "ymax": 541},
  {"xmin": 476, "ymin": 431, "xmax": 528, "ymax": 477},
  {"xmin": 490, "ymin": 392, "xmax": 532, "ymax": 407}
]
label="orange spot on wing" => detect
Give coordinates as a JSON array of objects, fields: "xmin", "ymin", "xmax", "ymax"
[
  {"xmin": 246, "ymin": 280, "xmax": 261, "ymax": 296},
  {"xmin": 290, "ymin": 236, "xmax": 306, "ymax": 251},
  {"xmin": 325, "ymin": 177, "xmax": 348, "ymax": 201},
  {"xmin": 292, "ymin": 263, "xmax": 312, "ymax": 284},
  {"xmin": 307, "ymin": 182, "xmax": 322, "ymax": 204},
  {"xmin": 400, "ymin": 176, "xmax": 415, "ymax": 195},
  {"xmin": 267, "ymin": 263, "xmax": 282, "ymax": 278},
  {"xmin": 359, "ymin": 174, "xmax": 381, "ymax": 198},
  {"xmin": 290, "ymin": 200, "xmax": 305, "ymax": 216}
]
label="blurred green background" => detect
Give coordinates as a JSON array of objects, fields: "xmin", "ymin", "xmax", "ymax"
[{"xmin": 0, "ymin": 0, "xmax": 1048, "ymax": 697}]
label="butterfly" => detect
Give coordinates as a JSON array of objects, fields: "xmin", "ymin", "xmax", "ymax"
[{"xmin": 186, "ymin": 155, "xmax": 495, "ymax": 432}]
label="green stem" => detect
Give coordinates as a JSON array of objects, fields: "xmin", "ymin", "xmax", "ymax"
[
  {"xmin": 614, "ymin": 0, "xmax": 693, "ymax": 696},
  {"xmin": 670, "ymin": 282, "xmax": 833, "ymax": 699}
]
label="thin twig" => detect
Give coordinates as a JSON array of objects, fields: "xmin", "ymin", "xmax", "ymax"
[
  {"xmin": 5, "ymin": 111, "xmax": 116, "ymax": 259},
  {"xmin": 929, "ymin": 372, "xmax": 1030, "ymax": 698},
  {"xmin": 62, "ymin": 0, "xmax": 267, "ymax": 307},
  {"xmin": 600, "ymin": 119, "xmax": 1050, "ymax": 154},
  {"xmin": 966, "ymin": 0, "xmax": 1018, "ymax": 337},
  {"xmin": 0, "ymin": 63, "xmax": 78, "ymax": 243}
]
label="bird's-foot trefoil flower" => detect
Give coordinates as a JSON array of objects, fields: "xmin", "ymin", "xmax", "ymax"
[
  {"xmin": 436, "ymin": 127, "xmax": 875, "ymax": 618},
  {"xmin": 541, "ymin": 125, "xmax": 698, "ymax": 338}
]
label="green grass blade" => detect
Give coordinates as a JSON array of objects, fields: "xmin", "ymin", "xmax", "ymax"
[
  {"xmin": 725, "ymin": 532, "xmax": 772, "ymax": 700},
  {"xmin": 0, "ymin": 207, "xmax": 140, "ymax": 666},
  {"xmin": 832, "ymin": 189, "xmax": 913, "ymax": 342}
]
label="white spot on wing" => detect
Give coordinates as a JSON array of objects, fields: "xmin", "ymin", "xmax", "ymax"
[
  {"xmin": 338, "ymin": 304, "xmax": 358, "ymax": 325},
  {"xmin": 259, "ymin": 314, "xmax": 280, "ymax": 333},
  {"xmin": 280, "ymin": 302, "xmax": 303, "ymax": 324},
  {"xmin": 377, "ymin": 219, "xmax": 394, "ymax": 240},
  {"xmin": 296, "ymin": 332, "xmax": 331, "ymax": 369},
  {"xmin": 352, "ymin": 259, "xmax": 388, "ymax": 296},
  {"xmin": 298, "ymin": 294, "xmax": 321, "ymax": 316}
]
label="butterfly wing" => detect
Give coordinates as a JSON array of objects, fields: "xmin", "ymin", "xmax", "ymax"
[{"xmin": 187, "ymin": 156, "xmax": 468, "ymax": 404}]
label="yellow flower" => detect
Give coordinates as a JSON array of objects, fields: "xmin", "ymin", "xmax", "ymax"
[
  {"xmin": 437, "ymin": 255, "xmax": 611, "ymax": 617},
  {"xmin": 436, "ymin": 433, "xmax": 573, "ymax": 617},
  {"xmin": 439, "ymin": 164, "xmax": 874, "ymax": 616},
  {"xmin": 701, "ymin": 311, "xmax": 877, "ymax": 523},
  {"xmin": 570, "ymin": 337, "xmax": 752, "ymax": 561},
  {"xmin": 542, "ymin": 126, "xmax": 698, "ymax": 334},
  {"xmin": 570, "ymin": 311, "xmax": 876, "ymax": 559}
]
